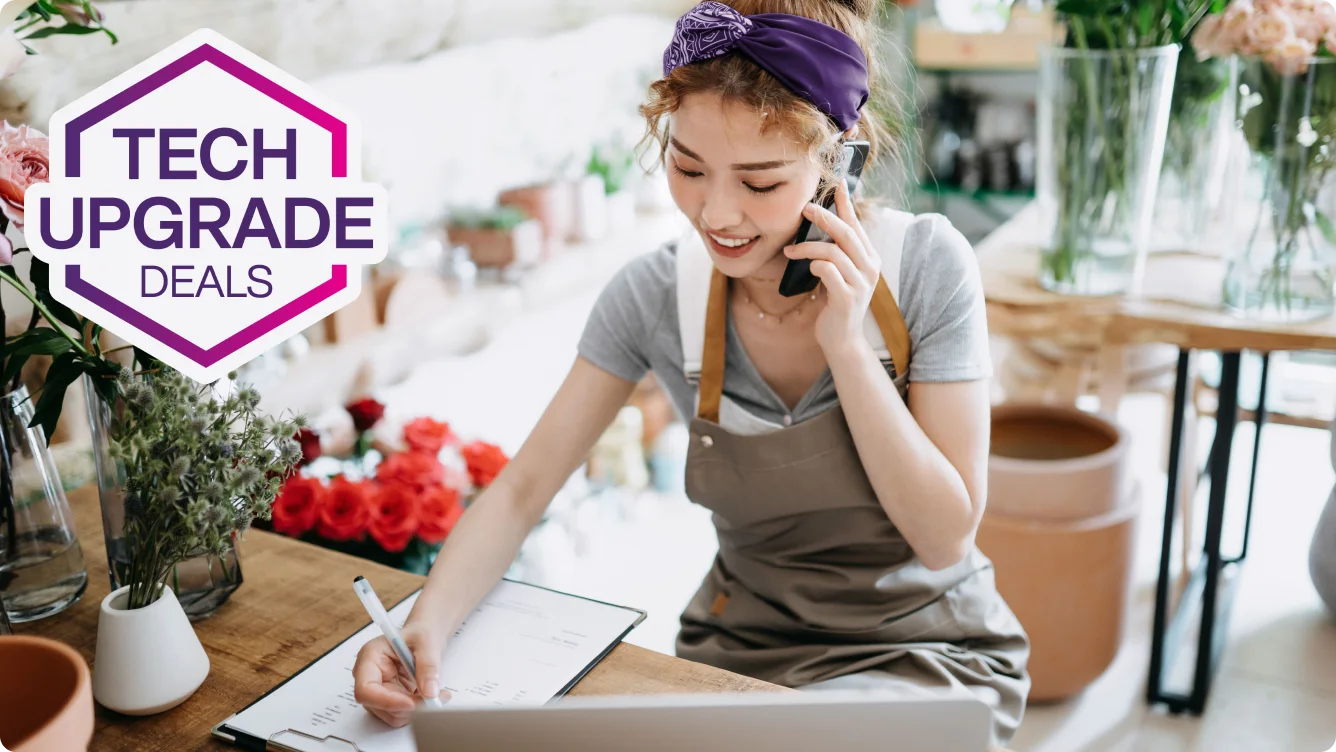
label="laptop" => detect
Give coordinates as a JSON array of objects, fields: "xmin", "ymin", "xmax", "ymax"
[{"xmin": 411, "ymin": 689, "xmax": 993, "ymax": 752}]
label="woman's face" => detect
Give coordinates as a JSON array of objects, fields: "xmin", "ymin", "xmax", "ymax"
[{"xmin": 666, "ymin": 93, "xmax": 822, "ymax": 279}]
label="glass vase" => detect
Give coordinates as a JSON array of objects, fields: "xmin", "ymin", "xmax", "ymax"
[
  {"xmin": 1220, "ymin": 57, "xmax": 1336, "ymax": 322},
  {"xmin": 0, "ymin": 385, "xmax": 88, "ymax": 622},
  {"xmin": 1036, "ymin": 44, "xmax": 1179, "ymax": 295},
  {"xmin": 1151, "ymin": 52, "xmax": 1237, "ymax": 254},
  {"xmin": 83, "ymin": 376, "xmax": 243, "ymax": 620}
]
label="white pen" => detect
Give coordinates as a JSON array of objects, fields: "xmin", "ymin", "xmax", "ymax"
[{"xmin": 353, "ymin": 575, "xmax": 444, "ymax": 709}]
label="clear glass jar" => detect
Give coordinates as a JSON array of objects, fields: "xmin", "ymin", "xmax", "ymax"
[
  {"xmin": 83, "ymin": 375, "xmax": 242, "ymax": 620},
  {"xmin": 1036, "ymin": 44, "xmax": 1179, "ymax": 295},
  {"xmin": 1151, "ymin": 52, "xmax": 1237, "ymax": 254},
  {"xmin": 0, "ymin": 385, "xmax": 88, "ymax": 622},
  {"xmin": 1220, "ymin": 56, "xmax": 1336, "ymax": 322}
]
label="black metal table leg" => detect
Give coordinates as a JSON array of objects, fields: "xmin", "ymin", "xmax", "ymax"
[
  {"xmin": 1225, "ymin": 353, "xmax": 1269, "ymax": 565},
  {"xmin": 1147, "ymin": 350, "xmax": 1250, "ymax": 715}
]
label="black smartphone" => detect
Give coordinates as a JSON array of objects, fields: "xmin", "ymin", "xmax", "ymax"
[{"xmin": 778, "ymin": 139, "xmax": 871, "ymax": 297}]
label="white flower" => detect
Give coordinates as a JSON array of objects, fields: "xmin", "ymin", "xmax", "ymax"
[
  {"xmin": 0, "ymin": 31, "xmax": 24, "ymax": 81},
  {"xmin": 1298, "ymin": 117, "xmax": 1319, "ymax": 147},
  {"xmin": 1239, "ymin": 84, "xmax": 1265, "ymax": 116}
]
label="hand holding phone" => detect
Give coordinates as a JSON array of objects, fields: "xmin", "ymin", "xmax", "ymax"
[{"xmin": 778, "ymin": 140, "xmax": 870, "ymax": 298}]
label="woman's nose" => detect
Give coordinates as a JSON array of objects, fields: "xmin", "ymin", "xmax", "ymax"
[{"xmin": 699, "ymin": 183, "xmax": 743, "ymax": 231}]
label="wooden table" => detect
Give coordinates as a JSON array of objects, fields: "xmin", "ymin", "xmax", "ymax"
[
  {"xmin": 14, "ymin": 486, "xmax": 784, "ymax": 752},
  {"xmin": 976, "ymin": 204, "xmax": 1336, "ymax": 716}
]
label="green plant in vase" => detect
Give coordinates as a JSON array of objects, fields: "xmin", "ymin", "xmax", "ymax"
[
  {"xmin": 1040, "ymin": 0, "xmax": 1219, "ymax": 294},
  {"xmin": 111, "ymin": 364, "xmax": 304, "ymax": 609},
  {"xmin": 1194, "ymin": 0, "xmax": 1336, "ymax": 320}
]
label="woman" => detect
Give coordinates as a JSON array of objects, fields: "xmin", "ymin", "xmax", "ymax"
[{"xmin": 353, "ymin": 0, "xmax": 1030, "ymax": 745}]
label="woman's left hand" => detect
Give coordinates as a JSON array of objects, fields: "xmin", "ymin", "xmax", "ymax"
[{"xmin": 783, "ymin": 178, "xmax": 880, "ymax": 355}]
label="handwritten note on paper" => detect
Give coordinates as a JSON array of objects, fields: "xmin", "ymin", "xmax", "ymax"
[{"xmin": 217, "ymin": 581, "xmax": 643, "ymax": 752}]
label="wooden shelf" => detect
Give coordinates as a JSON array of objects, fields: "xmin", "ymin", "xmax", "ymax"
[{"xmin": 913, "ymin": 8, "xmax": 1064, "ymax": 72}]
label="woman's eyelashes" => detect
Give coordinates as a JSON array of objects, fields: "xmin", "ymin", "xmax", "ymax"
[
  {"xmin": 670, "ymin": 162, "xmax": 783, "ymax": 195},
  {"xmin": 670, "ymin": 162, "xmax": 703, "ymax": 179}
]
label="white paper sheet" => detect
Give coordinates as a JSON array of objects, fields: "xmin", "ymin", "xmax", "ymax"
[{"xmin": 217, "ymin": 579, "xmax": 644, "ymax": 752}]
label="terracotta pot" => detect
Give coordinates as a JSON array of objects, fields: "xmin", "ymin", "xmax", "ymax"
[
  {"xmin": 498, "ymin": 182, "xmax": 577, "ymax": 250},
  {"xmin": 0, "ymin": 636, "xmax": 94, "ymax": 751},
  {"xmin": 448, "ymin": 221, "xmax": 543, "ymax": 269},
  {"xmin": 976, "ymin": 485, "xmax": 1141, "ymax": 703},
  {"xmin": 989, "ymin": 403, "xmax": 1129, "ymax": 520}
]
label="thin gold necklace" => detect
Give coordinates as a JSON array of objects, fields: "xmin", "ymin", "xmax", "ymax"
[{"xmin": 735, "ymin": 282, "xmax": 821, "ymax": 324}]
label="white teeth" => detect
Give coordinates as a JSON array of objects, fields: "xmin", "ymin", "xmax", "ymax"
[{"xmin": 709, "ymin": 233, "xmax": 754, "ymax": 248}]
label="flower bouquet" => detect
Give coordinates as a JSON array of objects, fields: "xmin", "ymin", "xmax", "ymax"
[
  {"xmin": 1195, "ymin": 0, "xmax": 1336, "ymax": 320},
  {"xmin": 265, "ymin": 397, "xmax": 510, "ymax": 574}
]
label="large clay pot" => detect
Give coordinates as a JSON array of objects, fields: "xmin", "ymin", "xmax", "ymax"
[
  {"xmin": 976, "ymin": 485, "xmax": 1140, "ymax": 702},
  {"xmin": 989, "ymin": 403, "xmax": 1129, "ymax": 520},
  {"xmin": 0, "ymin": 635, "xmax": 94, "ymax": 751}
]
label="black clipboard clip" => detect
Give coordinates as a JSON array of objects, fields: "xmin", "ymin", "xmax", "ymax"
[{"xmin": 213, "ymin": 722, "xmax": 364, "ymax": 751}]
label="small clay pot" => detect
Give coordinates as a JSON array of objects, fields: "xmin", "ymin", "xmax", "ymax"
[
  {"xmin": 0, "ymin": 635, "xmax": 94, "ymax": 752},
  {"xmin": 976, "ymin": 485, "xmax": 1141, "ymax": 702},
  {"xmin": 988, "ymin": 403, "xmax": 1129, "ymax": 520}
]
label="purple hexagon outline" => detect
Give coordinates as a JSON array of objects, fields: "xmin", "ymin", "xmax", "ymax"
[{"xmin": 61, "ymin": 42, "xmax": 351, "ymax": 367}]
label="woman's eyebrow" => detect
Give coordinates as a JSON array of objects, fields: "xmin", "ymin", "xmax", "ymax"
[{"xmin": 669, "ymin": 136, "xmax": 791, "ymax": 171}]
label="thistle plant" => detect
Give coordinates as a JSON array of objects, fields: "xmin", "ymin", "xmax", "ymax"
[{"xmin": 110, "ymin": 364, "xmax": 305, "ymax": 609}]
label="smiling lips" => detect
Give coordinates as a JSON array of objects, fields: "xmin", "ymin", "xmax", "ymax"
[{"xmin": 705, "ymin": 231, "xmax": 760, "ymax": 258}]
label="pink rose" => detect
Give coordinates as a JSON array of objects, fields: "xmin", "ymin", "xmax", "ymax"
[
  {"xmin": 1266, "ymin": 35, "xmax": 1317, "ymax": 74},
  {"xmin": 0, "ymin": 232, "xmax": 11, "ymax": 265},
  {"xmin": 0, "ymin": 122, "xmax": 49, "ymax": 229},
  {"xmin": 1245, "ymin": 9, "xmax": 1297, "ymax": 54},
  {"xmin": 1220, "ymin": 3, "xmax": 1258, "ymax": 53},
  {"xmin": 1193, "ymin": 14, "xmax": 1227, "ymax": 58},
  {"xmin": 1325, "ymin": 26, "xmax": 1336, "ymax": 54}
]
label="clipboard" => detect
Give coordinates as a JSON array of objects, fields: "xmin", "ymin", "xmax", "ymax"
[{"xmin": 211, "ymin": 578, "xmax": 647, "ymax": 752}]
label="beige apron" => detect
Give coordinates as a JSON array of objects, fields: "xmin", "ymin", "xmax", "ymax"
[{"xmin": 672, "ymin": 210, "xmax": 1030, "ymax": 744}]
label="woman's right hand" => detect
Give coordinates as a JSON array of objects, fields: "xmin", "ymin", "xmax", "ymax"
[{"xmin": 351, "ymin": 622, "xmax": 449, "ymax": 727}]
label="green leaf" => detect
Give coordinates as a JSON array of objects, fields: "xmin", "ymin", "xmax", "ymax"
[
  {"xmin": 29, "ymin": 350, "xmax": 81, "ymax": 445},
  {"xmin": 1056, "ymin": 0, "xmax": 1113, "ymax": 17},
  {"xmin": 1, "ymin": 328, "xmax": 72, "ymax": 386},
  {"xmin": 91, "ymin": 324, "xmax": 102, "ymax": 355},
  {"xmin": 28, "ymin": 259, "xmax": 83, "ymax": 333},
  {"xmin": 1313, "ymin": 208, "xmax": 1336, "ymax": 246},
  {"xmin": 22, "ymin": 24, "xmax": 102, "ymax": 40},
  {"xmin": 1138, "ymin": 2, "xmax": 1154, "ymax": 37},
  {"xmin": 133, "ymin": 347, "xmax": 157, "ymax": 373}
]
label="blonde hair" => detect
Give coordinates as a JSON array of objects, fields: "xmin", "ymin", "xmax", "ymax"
[{"xmin": 639, "ymin": 0, "xmax": 907, "ymax": 205}]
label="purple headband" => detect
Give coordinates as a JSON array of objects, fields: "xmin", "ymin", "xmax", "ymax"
[{"xmin": 662, "ymin": 1, "xmax": 870, "ymax": 132}]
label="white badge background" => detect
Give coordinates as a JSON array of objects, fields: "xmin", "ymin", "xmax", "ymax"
[{"xmin": 26, "ymin": 28, "xmax": 388, "ymax": 383}]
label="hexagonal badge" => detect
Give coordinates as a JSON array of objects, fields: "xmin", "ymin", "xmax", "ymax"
[{"xmin": 26, "ymin": 28, "xmax": 388, "ymax": 383}]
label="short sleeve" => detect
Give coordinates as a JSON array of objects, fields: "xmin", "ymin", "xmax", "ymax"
[
  {"xmin": 576, "ymin": 244, "xmax": 675, "ymax": 384},
  {"xmin": 899, "ymin": 214, "xmax": 991, "ymax": 383}
]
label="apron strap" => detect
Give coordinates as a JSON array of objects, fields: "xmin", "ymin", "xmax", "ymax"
[
  {"xmin": 696, "ymin": 269, "xmax": 911, "ymax": 421},
  {"xmin": 698, "ymin": 268, "xmax": 730, "ymax": 423}
]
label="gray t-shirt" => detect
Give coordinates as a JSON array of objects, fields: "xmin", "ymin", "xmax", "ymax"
[{"xmin": 576, "ymin": 211, "xmax": 991, "ymax": 426}]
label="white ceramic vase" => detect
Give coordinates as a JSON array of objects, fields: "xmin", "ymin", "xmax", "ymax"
[{"xmin": 92, "ymin": 585, "xmax": 210, "ymax": 715}]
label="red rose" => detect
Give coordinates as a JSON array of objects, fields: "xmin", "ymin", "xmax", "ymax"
[
  {"xmin": 376, "ymin": 451, "xmax": 445, "ymax": 493},
  {"xmin": 417, "ymin": 485, "xmax": 464, "ymax": 544},
  {"xmin": 368, "ymin": 483, "xmax": 420, "ymax": 553},
  {"xmin": 295, "ymin": 427, "xmax": 322, "ymax": 466},
  {"xmin": 271, "ymin": 476, "xmax": 324, "ymax": 537},
  {"xmin": 461, "ymin": 441, "xmax": 509, "ymax": 488},
  {"xmin": 345, "ymin": 397, "xmax": 386, "ymax": 433},
  {"xmin": 317, "ymin": 476, "xmax": 372, "ymax": 541},
  {"xmin": 403, "ymin": 417, "xmax": 456, "ymax": 455}
]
